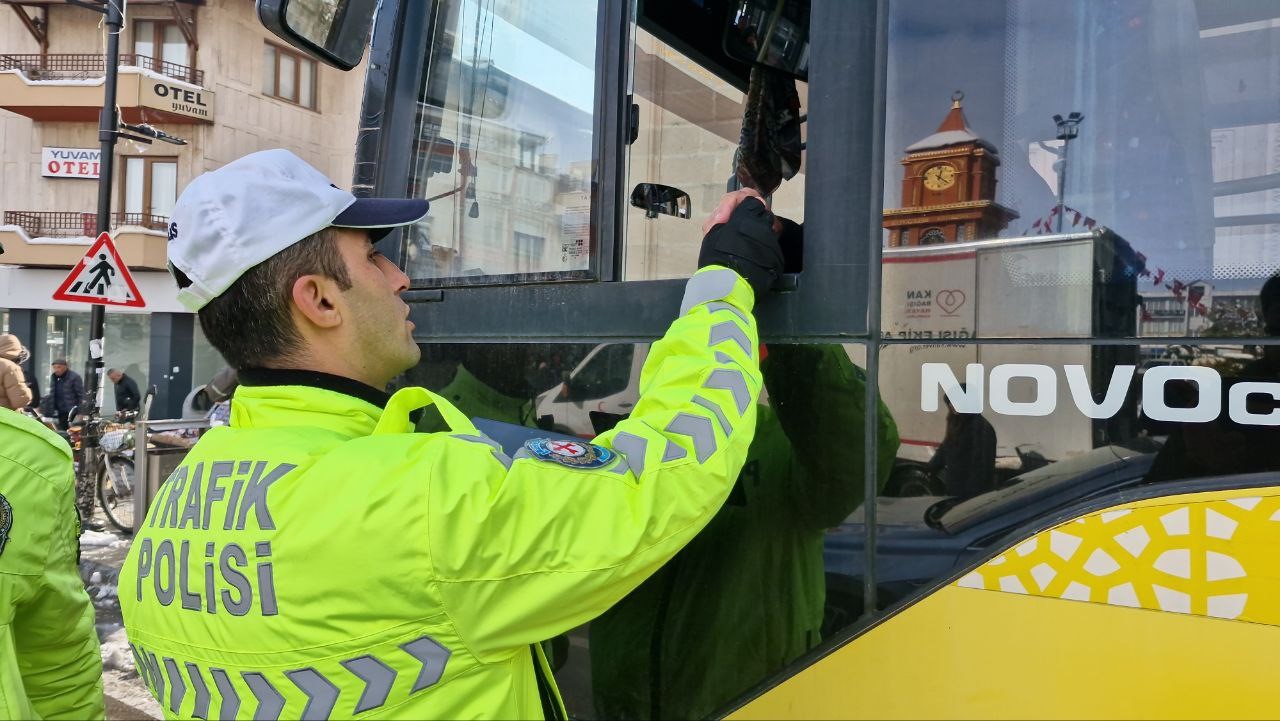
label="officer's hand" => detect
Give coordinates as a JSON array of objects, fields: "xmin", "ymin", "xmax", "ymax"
[{"xmin": 699, "ymin": 193, "xmax": 785, "ymax": 299}]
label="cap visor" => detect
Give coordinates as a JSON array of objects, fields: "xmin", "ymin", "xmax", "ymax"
[{"xmin": 332, "ymin": 197, "xmax": 429, "ymax": 241}]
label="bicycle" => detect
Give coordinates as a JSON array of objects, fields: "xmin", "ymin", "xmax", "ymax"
[
  {"xmin": 96, "ymin": 417, "xmax": 138, "ymax": 534},
  {"xmin": 61, "ymin": 388, "xmax": 155, "ymax": 535}
]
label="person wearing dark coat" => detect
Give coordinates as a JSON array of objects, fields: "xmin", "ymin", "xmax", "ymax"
[
  {"xmin": 927, "ymin": 391, "xmax": 998, "ymax": 500},
  {"xmin": 47, "ymin": 359, "xmax": 83, "ymax": 431},
  {"xmin": 107, "ymin": 368, "xmax": 141, "ymax": 412}
]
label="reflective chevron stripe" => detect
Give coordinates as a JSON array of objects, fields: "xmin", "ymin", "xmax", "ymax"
[
  {"xmin": 609, "ymin": 431, "xmax": 648, "ymax": 477},
  {"xmin": 340, "ymin": 655, "xmax": 397, "ymax": 714},
  {"xmin": 662, "ymin": 438, "xmax": 688, "ymax": 462},
  {"xmin": 709, "ymin": 321, "xmax": 752, "ymax": 357},
  {"xmin": 665, "ymin": 412, "xmax": 717, "ymax": 462},
  {"xmin": 703, "ymin": 368, "xmax": 751, "ymax": 415},
  {"xmin": 691, "ymin": 395, "xmax": 731, "ymax": 436},
  {"xmin": 243, "ymin": 671, "xmax": 285, "ymax": 720},
  {"xmin": 705, "ymin": 300, "xmax": 749, "ymax": 325},
  {"xmin": 401, "ymin": 635, "xmax": 451, "ymax": 692},
  {"xmin": 186, "ymin": 662, "xmax": 211, "ymax": 720},
  {"xmin": 210, "ymin": 667, "xmax": 239, "ymax": 720},
  {"xmin": 286, "ymin": 668, "xmax": 340, "ymax": 720},
  {"xmin": 163, "ymin": 657, "xmax": 186, "ymax": 714},
  {"xmin": 128, "ymin": 635, "xmax": 452, "ymax": 719}
]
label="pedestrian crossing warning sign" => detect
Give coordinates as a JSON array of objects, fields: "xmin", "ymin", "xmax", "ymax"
[{"xmin": 52, "ymin": 232, "xmax": 146, "ymax": 308}]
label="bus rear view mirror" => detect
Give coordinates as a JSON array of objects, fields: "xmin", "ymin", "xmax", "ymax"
[
  {"xmin": 631, "ymin": 183, "xmax": 692, "ymax": 220},
  {"xmin": 723, "ymin": 0, "xmax": 810, "ymax": 81},
  {"xmin": 257, "ymin": 0, "xmax": 377, "ymax": 71}
]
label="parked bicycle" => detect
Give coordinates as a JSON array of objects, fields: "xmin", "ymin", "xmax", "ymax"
[{"xmin": 95, "ymin": 414, "xmax": 138, "ymax": 534}]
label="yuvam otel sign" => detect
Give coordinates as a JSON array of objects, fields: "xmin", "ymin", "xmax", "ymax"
[
  {"xmin": 140, "ymin": 81, "xmax": 214, "ymax": 121},
  {"xmin": 42, "ymin": 148, "xmax": 101, "ymax": 179}
]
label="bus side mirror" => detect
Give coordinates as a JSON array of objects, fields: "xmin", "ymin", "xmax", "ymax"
[
  {"xmin": 257, "ymin": 0, "xmax": 377, "ymax": 71},
  {"xmin": 631, "ymin": 183, "xmax": 692, "ymax": 220}
]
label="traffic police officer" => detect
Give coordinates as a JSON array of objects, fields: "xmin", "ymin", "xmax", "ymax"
[
  {"xmin": 0, "ymin": 406, "xmax": 105, "ymax": 720},
  {"xmin": 119, "ymin": 149, "xmax": 784, "ymax": 719}
]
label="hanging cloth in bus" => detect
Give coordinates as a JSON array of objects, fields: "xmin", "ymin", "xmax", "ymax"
[{"xmin": 733, "ymin": 66, "xmax": 803, "ymax": 196}]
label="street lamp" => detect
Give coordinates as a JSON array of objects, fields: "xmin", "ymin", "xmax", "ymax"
[
  {"xmin": 1053, "ymin": 111, "xmax": 1084, "ymax": 232},
  {"xmin": 118, "ymin": 122, "xmax": 189, "ymax": 146}
]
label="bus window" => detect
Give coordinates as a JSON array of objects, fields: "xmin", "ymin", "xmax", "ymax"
[
  {"xmin": 623, "ymin": 26, "xmax": 807, "ymax": 281},
  {"xmin": 879, "ymin": 0, "xmax": 1280, "ymax": 339},
  {"xmin": 852, "ymin": 333, "xmax": 1280, "ymax": 618},
  {"xmin": 403, "ymin": 0, "xmax": 599, "ymax": 285}
]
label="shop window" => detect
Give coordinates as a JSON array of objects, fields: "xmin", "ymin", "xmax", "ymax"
[{"xmin": 263, "ymin": 42, "xmax": 318, "ymax": 109}]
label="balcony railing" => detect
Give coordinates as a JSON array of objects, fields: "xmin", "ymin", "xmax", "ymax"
[
  {"xmin": 0, "ymin": 53, "xmax": 203, "ymax": 85},
  {"xmin": 4, "ymin": 211, "xmax": 170, "ymax": 238}
]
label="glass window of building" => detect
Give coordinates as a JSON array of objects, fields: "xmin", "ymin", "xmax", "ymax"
[
  {"xmin": 121, "ymin": 156, "xmax": 178, "ymax": 228},
  {"xmin": 133, "ymin": 19, "xmax": 191, "ymax": 71},
  {"xmin": 264, "ymin": 42, "xmax": 318, "ymax": 109}
]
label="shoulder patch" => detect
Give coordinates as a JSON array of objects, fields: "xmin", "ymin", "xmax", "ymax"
[
  {"xmin": 523, "ymin": 438, "xmax": 616, "ymax": 470},
  {"xmin": 0, "ymin": 492, "xmax": 11, "ymax": 557}
]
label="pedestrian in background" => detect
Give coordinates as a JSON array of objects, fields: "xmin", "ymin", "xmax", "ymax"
[
  {"xmin": 47, "ymin": 359, "xmax": 83, "ymax": 431},
  {"xmin": 0, "ymin": 333, "xmax": 33, "ymax": 411},
  {"xmin": 107, "ymin": 368, "xmax": 141, "ymax": 413}
]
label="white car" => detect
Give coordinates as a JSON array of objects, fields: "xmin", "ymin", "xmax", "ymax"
[{"xmin": 535, "ymin": 343, "xmax": 649, "ymax": 437}]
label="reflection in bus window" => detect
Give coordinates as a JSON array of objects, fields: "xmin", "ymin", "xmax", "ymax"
[
  {"xmin": 623, "ymin": 27, "xmax": 806, "ymax": 281},
  {"xmin": 404, "ymin": 0, "xmax": 598, "ymax": 284},
  {"xmin": 881, "ymin": 0, "xmax": 1280, "ymax": 338}
]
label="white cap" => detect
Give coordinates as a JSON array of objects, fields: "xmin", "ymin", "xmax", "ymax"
[{"xmin": 166, "ymin": 149, "xmax": 428, "ymax": 311}]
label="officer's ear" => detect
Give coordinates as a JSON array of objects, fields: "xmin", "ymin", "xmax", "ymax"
[{"xmin": 290, "ymin": 273, "xmax": 344, "ymax": 331}]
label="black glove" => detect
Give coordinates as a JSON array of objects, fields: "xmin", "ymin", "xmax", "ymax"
[
  {"xmin": 777, "ymin": 216, "xmax": 804, "ymax": 273},
  {"xmin": 698, "ymin": 197, "xmax": 785, "ymax": 299}
]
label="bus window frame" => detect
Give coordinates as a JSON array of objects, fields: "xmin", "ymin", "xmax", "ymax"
[{"xmin": 351, "ymin": 0, "xmax": 880, "ymax": 343}]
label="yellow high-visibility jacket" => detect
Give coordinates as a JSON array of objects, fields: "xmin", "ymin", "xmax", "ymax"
[
  {"xmin": 0, "ymin": 407, "xmax": 104, "ymax": 720},
  {"xmin": 120, "ymin": 267, "xmax": 761, "ymax": 719}
]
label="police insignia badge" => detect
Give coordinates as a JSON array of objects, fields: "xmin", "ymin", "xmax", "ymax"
[
  {"xmin": 0, "ymin": 492, "xmax": 12, "ymax": 557},
  {"xmin": 524, "ymin": 438, "xmax": 616, "ymax": 470}
]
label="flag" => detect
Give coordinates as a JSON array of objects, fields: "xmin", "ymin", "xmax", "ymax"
[
  {"xmin": 1141, "ymin": 308, "xmax": 1153, "ymax": 322},
  {"xmin": 1152, "ymin": 268, "xmax": 1166, "ymax": 285},
  {"xmin": 1187, "ymin": 285, "xmax": 1205, "ymax": 307},
  {"xmin": 1194, "ymin": 303, "xmax": 1207, "ymax": 316},
  {"xmin": 1072, "ymin": 210, "xmax": 1082, "ymax": 227},
  {"xmin": 1084, "ymin": 217, "xmax": 1097, "ymax": 229},
  {"xmin": 1032, "ymin": 217, "xmax": 1043, "ymax": 230}
]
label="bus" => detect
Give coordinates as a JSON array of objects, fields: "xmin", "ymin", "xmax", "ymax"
[{"xmin": 260, "ymin": 0, "xmax": 1280, "ymax": 717}]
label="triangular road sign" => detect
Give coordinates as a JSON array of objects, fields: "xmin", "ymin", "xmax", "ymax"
[{"xmin": 52, "ymin": 231, "xmax": 146, "ymax": 308}]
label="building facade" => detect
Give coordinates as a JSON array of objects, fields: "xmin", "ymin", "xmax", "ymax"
[{"xmin": 0, "ymin": 0, "xmax": 363, "ymax": 417}]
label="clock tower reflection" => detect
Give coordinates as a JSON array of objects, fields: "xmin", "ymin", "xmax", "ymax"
[{"xmin": 884, "ymin": 91, "xmax": 1019, "ymax": 247}]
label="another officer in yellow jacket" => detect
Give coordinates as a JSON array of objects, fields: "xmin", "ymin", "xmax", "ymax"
[
  {"xmin": 119, "ymin": 149, "xmax": 785, "ymax": 719},
  {"xmin": 0, "ymin": 407, "xmax": 105, "ymax": 720}
]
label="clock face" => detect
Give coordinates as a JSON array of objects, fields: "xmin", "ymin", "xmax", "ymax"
[{"xmin": 923, "ymin": 164, "xmax": 957, "ymax": 191}]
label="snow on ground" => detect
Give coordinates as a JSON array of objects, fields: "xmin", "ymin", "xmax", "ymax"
[{"xmin": 99, "ymin": 626, "xmax": 162, "ymax": 720}]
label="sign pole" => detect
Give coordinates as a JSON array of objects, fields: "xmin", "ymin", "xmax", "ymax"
[{"xmin": 77, "ymin": 0, "xmax": 124, "ymax": 522}]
